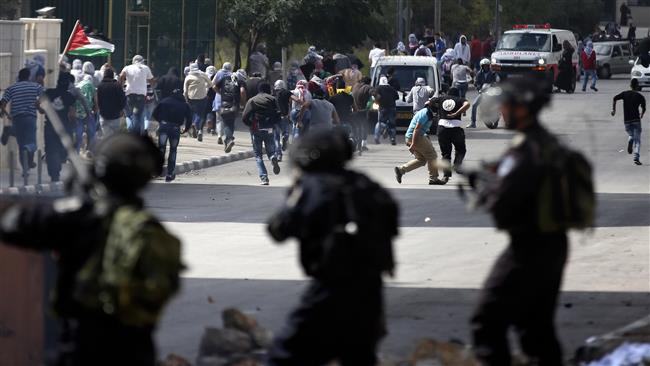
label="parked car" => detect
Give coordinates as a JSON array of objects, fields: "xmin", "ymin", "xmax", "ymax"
[
  {"xmin": 630, "ymin": 57, "xmax": 650, "ymax": 90},
  {"xmin": 594, "ymin": 41, "xmax": 634, "ymax": 79}
]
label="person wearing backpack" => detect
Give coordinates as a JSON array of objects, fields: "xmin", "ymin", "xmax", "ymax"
[
  {"xmin": 468, "ymin": 76, "xmax": 594, "ymax": 366},
  {"xmin": 612, "ymin": 78, "xmax": 646, "ymax": 165},
  {"xmin": 218, "ymin": 73, "xmax": 244, "ymax": 153},
  {"xmin": 0, "ymin": 133, "xmax": 182, "ymax": 366},
  {"xmin": 242, "ymin": 81, "xmax": 282, "ymax": 185},
  {"xmin": 267, "ymin": 128, "xmax": 398, "ymax": 366}
]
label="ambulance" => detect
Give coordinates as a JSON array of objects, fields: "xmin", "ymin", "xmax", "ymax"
[{"xmin": 491, "ymin": 24, "xmax": 578, "ymax": 92}]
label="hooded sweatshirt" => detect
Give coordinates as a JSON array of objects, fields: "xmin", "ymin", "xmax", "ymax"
[
  {"xmin": 183, "ymin": 63, "xmax": 212, "ymax": 100},
  {"xmin": 157, "ymin": 67, "xmax": 182, "ymax": 100},
  {"xmin": 454, "ymin": 35, "xmax": 471, "ymax": 64}
]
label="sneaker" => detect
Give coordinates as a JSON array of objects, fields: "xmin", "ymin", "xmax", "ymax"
[
  {"xmin": 260, "ymin": 176, "xmax": 270, "ymax": 185},
  {"xmin": 165, "ymin": 174, "xmax": 176, "ymax": 182},
  {"xmin": 390, "ymin": 139, "xmax": 396, "ymax": 146},
  {"xmin": 627, "ymin": 140, "xmax": 633, "ymax": 154},
  {"xmin": 442, "ymin": 176, "xmax": 450, "ymax": 184},
  {"xmin": 590, "ymin": 86, "xmax": 598, "ymax": 92},
  {"xmin": 190, "ymin": 126, "xmax": 197, "ymax": 138},
  {"xmin": 634, "ymin": 159, "xmax": 642, "ymax": 165},
  {"xmin": 429, "ymin": 177, "xmax": 447, "ymax": 185},
  {"xmin": 466, "ymin": 123, "xmax": 477, "ymax": 128},
  {"xmin": 582, "ymin": 88, "xmax": 586, "ymax": 92},
  {"xmin": 217, "ymin": 137, "xmax": 224, "ymax": 145},
  {"xmin": 394, "ymin": 167, "xmax": 403, "ymax": 184},
  {"xmin": 271, "ymin": 157, "xmax": 281, "ymax": 175},
  {"xmin": 211, "ymin": 129, "xmax": 217, "ymax": 136},
  {"xmin": 282, "ymin": 136, "xmax": 289, "ymax": 151},
  {"xmin": 197, "ymin": 132, "xmax": 203, "ymax": 142},
  {"xmin": 374, "ymin": 137, "xmax": 381, "ymax": 145},
  {"xmin": 225, "ymin": 141, "xmax": 235, "ymax": 153}
]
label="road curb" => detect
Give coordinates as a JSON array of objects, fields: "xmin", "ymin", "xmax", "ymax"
[{"xmin": 1, "ymin": 150, "xmax": 255, "ymax": 195}]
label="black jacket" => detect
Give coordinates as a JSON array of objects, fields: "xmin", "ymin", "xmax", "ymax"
[
  {"xmin": 374, "ymin": 85, "xmax": 399, "ymax": 109},
  {"xmin": 156, "ymin": 68, "xmax": 182, "ymax": 100},
  {"xmin": 242, "ymin": 93, "xmax": 280, "ymax": 129},
  {"xmin": 152, "ymin": 94, "xmax": 193, "ymax": 129},
  {"xmin": 97, "ymin": 79, "xmax": 126, "ymax": 120}
]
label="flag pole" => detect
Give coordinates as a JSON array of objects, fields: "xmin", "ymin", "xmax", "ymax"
[{"xmin": 58, "ymin": 19, "xmax": 80, "ymax": 64}]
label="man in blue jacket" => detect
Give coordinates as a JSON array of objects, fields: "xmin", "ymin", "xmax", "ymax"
[{"xmin": 152, "ymin": 89, "xmax": 193, "ymax": 182}]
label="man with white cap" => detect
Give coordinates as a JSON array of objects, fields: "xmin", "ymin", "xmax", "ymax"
[
  {"xmin": 183, "ymin": 62, "xmax": 212, "ymax": 141},
  {"xmin": 406, "ymin": 77, "xmax": 435, "ymax": 113},
  {"xmin": 119, "ymin": 55, "xmax": 154, "ymax": 135},
  {"xmin": 212, "ymin": 62, "xmax": 234, "ymax": 141}
]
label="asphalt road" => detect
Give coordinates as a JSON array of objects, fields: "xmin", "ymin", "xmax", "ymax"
[{"xmin": 147, "ymin": 75, "xmax": 650, "ymax": 362}]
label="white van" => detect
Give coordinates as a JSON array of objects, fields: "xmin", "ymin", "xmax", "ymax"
[
  {"xmin": 370, "ymin": 56, "xmax": 441, "ymax": 130},
  {"xmin": 491, "ymin": 24, "xmax": 578, "ymax": 91}
]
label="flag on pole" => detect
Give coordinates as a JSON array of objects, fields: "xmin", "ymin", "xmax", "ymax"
[{"xmin": 64, "ymin": 21, "xmax": 114, "ymax": 57}]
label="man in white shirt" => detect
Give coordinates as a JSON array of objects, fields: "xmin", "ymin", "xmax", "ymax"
[
  {"xmin": 453, "ymin": 35, "xmax": 471, "ymax": 65},
  {"xmin": 368, "ymin": 43, "xmax": 386, "ymax": 76},
  {"xmin": 119, "ymin": 55, "xmax": 154, "ymax": 135},
  {"xmin": 183, "ymin": 62, "xmax": 212, "ymax": 141}
]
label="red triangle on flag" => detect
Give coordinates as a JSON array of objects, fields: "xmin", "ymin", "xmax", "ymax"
[{"xmin": 68, "ymin": 22, "xmax": 90, "ymax": 51}]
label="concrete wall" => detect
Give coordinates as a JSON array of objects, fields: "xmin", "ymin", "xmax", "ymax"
[{"xmin": 0, "ymin": 18, "xmax": 61, "ymax": 179}]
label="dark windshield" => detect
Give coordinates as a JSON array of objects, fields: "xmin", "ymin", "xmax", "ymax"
[
  {"xmin": 375, "ymin": 66, "xmax": 435, "ymax": 91},
  {"xmin": 497, "ymin": 33, "xmax": 550, "ymax": 52}
]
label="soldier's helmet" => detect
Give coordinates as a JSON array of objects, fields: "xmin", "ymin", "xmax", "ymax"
[
  {"xmin": 290, "ymin": 128, "xmax": 353, "ymax": 172},
  {"xmin": 93, "ymin": 133, "xmax": 163, "ymax": 195}
]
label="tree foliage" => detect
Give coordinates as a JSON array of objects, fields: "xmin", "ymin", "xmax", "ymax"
[{"xmin": 217, "ymin": 0, "xmax": 388, "ymax": 68}]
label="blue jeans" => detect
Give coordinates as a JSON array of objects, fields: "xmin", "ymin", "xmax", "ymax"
[
  {"xmin": 251, "ymin": 129, "xmax": 277, "ymax": 178},
  {"xmin": 275, "ymin": 116, "xmax": 290, "ymax": 157},
  {"xmin": 470, "ymin": 93, "xmax": 483, "ymax": 126},
  {"xmin": 222, "ymin": 114, "xmax": 236, "ymax": 145},
  {"xmin": 374, "ymin": 107, "xmax": 397, "ymax": 142},
  {"xmin": 290, "ymin": 109, "xmax": 310, "ymax": 139},
  {"xmin": 582, "ymin": 69, "xmax": 597, "ymax": 90},
  {"xmin": 625, "ymin": 121, "xmax": 642, "ymax": 161},
  {"xmin": 144, "ymin": 101, "xmax": 156, "ymax": 131},
  {"xmin": 159, "ymin": 122, "xmax": 181, "ymax": 176},
  {"xmin": 126, "ymin": 94, "xmax": 146, "ymax": 135},
  {"xmin": 75, "ymin": 113, "xmax": 97, "ymax": 152},
  {"xmin": 453, "ymin": 82, "xmax": 469, "ymax": 98},
  {"xmin": 12, "ymin": 114, "xmax": 37, "ymax": 173},
  {"xmin": 189, "ymin": 98, "xmax": 208, "ymax": 132}
]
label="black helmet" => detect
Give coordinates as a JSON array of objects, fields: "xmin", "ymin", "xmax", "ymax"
[
  {"xmin": 92, "ymin": 133, "xmax": 163, "ymax": 196},
  {"xmin": 289, "ymin": 128, "xmax": 353, "ymax": 172},
  {"xmin": 493, "ymin": 75, "xmax": 551, "ymax": 115}
]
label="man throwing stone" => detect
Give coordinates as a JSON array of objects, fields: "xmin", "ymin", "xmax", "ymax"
[{"xmin": 394, "ymin": 100, "xmax": 446, "ymax": 185}]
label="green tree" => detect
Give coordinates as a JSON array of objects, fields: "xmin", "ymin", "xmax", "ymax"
[{"xmin": 219, "ymin": 0, "xmax": 299, "ymax": 70}]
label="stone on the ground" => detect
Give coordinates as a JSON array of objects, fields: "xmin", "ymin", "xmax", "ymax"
[
  {"xmin": 222, "ymin": 308, "xmax": 259, "ymax": 334},
  {"xmin": 198, "ymin": 327, "xmax": 255, "ymax": 358},
  {"xmin": 250, "ymin": 327, "xmax": 273, "ymax": 349}
]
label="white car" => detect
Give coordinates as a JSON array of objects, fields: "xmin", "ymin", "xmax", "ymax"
[{"xmin": 630, "ymin": 58, "xmax": 650, "ymax": 90}]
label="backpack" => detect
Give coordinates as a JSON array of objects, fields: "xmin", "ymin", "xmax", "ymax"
[
  {"xmin": 538, "ymin": 143, "xmax": 596, "ymax": 232},
  {"xmin": 220, "ymin": 78, "xmax": 239, "ymax": 110},
  {"xmin": 74, "ymin": 206, "xmax": 182, "ymax": 327}
]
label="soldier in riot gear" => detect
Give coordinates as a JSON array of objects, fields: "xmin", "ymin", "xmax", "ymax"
[
  {"xmin": 0, "ymin": 133, "xmax": 183, "ymax": 366},
  {"xmin": 267, "ymin": 128, "xmax": 399, "ymax": 366},
  {"xmin": 469, "ymin": 76, "xmax": 594, "ymax": 366}
]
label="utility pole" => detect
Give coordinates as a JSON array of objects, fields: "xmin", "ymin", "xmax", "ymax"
[{"xmin": 434, "ymin": 0, "xmax": 442, "ymax": 35}]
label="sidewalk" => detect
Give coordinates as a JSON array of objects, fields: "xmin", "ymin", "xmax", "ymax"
[{"xmin": 0, "ymin": 127, "xmax": 256, "ymax": 194}]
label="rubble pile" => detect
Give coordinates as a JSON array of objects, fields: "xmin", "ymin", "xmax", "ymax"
[{"xmin": 195, "ymin": 308, "xmax": 273, "ymax": 366}]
